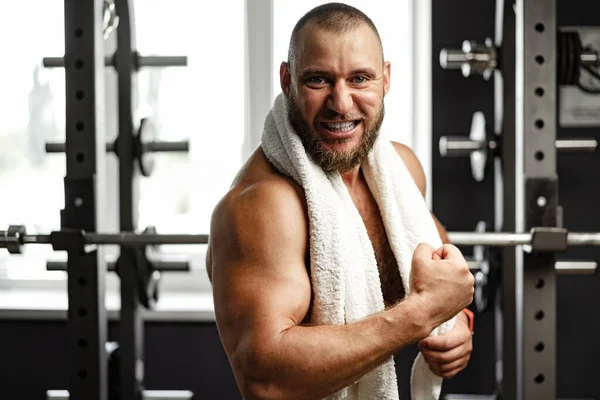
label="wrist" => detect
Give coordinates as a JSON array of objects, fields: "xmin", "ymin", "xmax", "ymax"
[{"xmin": 398, "ymin": 296, "xmax": 436, "ymax": 340}]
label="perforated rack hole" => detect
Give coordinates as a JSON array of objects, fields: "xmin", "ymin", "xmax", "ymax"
[
  {"xmin": 535, "ymin": 310, "xmax": 545, "ymax": 320},
  {"xmin": 535, "ymin": 342, "xmax": 545, "ymax": 352}
]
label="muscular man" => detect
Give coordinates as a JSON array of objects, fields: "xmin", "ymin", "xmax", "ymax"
[{"xmin": 207, "ymin": 3, "xmax": 475, "ymax": 399}]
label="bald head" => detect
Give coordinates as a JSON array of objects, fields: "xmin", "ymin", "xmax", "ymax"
[{"xmin": 287, "ymin": 2, "xmax": 384, "ymax": 73}]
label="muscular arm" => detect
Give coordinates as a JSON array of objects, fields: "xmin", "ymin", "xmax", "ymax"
[{"xmin": 210, "ymin": 178, "xmax": 431, "ymax": 400}]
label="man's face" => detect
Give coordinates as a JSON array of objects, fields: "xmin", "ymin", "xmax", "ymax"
[{"xmin": 281, "ymin": 23, "xmax": 390, "ymax": 173}]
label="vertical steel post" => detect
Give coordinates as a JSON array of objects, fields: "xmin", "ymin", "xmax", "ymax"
[
  {"xmin": 500, "ymin": 0, "xmax": 558, "ymax": 399},
  {"xmin": 114, "ymin": 0, "xmax": 145, "ymax": 398},
  {"xmin": 62, "ymin": 1, "xmax": 109, "ymax": 399}
]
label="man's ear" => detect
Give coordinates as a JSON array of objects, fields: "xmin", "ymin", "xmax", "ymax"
[
  {"xmin": 280, "ymin": 61, "xmax": 292, "ymax": 96},
  {"xmin": 383, "ymin": 61, "xmax": 391, "ymax": 96}
]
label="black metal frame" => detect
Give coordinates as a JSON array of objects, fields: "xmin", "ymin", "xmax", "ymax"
[
  {"xmin": 498, "ymin": 0, "xmax": 558, "ymax": 399},
  {"xmin": 55, "ymin": 0, "xmax": 191, "ymax": 399},
  {"xmin": 62, "ymin": 1, "xmax": 109, "ymax": 400},
  {"xmin": 114, "ymin": 0, "xmax": 146, "ymax": 398}
]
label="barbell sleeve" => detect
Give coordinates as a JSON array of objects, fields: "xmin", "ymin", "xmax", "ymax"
[
  {"xmin": 439, "ymin": 137, "xmax": 487, "ymax": 157},
  {"xmin": 137, "ymin": 56, "xmax": 188, "ymax": 68},
  {"xmin": 439, "ymin": 49, "xmax": 469, "ymax": 70},
  {"xmin": 555, "ymin": 139, "xmax": 598, "ymax": 152},
  {"xmin": 143, "ymin": 141, "xmax": 189, "ymax": 152},
  {"xmin": 555, "ymin": 261, "xmax": 597, "ymax": 275}
]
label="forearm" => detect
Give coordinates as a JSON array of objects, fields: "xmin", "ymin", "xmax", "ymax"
[{"xmin": 238, "ymin": 297, "xmax": 430, "ymax": 400}]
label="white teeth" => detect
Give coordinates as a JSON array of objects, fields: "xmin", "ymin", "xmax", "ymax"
[{"xmin": 324, "ymin": 121, "xmax": 356, "ymax": 132}]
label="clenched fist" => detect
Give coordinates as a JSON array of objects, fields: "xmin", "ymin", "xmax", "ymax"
[{"xmin": 408, "ymin": 243, "xmax": 474, "ymax": 331}]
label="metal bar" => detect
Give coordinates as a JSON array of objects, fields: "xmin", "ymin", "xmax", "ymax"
[
  {"xmin": 449, "ymin": 232, "xmax": 532, "ymax": 246},
  {"xmin": 62, "ymin": 0, "xmax": 109, "ymax": 399},
  {"xmin": 43, "ymin": 56, "xmax": 114, "ymax": 68},
  {"xmin": 520, "ymin": 2, "xmax": 558, "ymax": 400},
  {"xmin": 144, "ymin": 141, "xmax": 189, "ymax": 152},
  {"xmin": 555, "ymin": 139, "xmax": 597, "ymax": 152},
  {"xmin": 439, "ymin": 138, "xmax": 597, "ymax": 157},
  {"xmin": 46, "ymin": 142, "xmax": 112, "ymax": 153},
  {"xmin": 439, "ymin": 48, "xmax": 469, "ymax": 70},
  {"xmin": 580, "ymin": 50, "xmax": 599, "ymax": 67},
  {"xmin": 136, "ymin": 55, "xmax": 187, "ymax": 68},
  {"xmin": 89, "ymin": 233, "xmax": 209, "ymax": 245},
  {"xmin": 47, "ymin": 140, "xmax": 189, "ymax": 153},
  {"xmin": 438, "ymin": 137, "xmax": 487, "ymax": 157},
  {"xmin": 47, "ymin": 260, "xmax": 190, "ymax": 272},
  {"xmin": 10, "ymin": 230, "xmax": 600, "ymax": 248},
  {"xmin": 46, "ymin": 390, "xmax": 194, "ymax": 400},
  {"xmin": 44, "ymin": 54, "xmax": 188, "ymax": 69},
  {"xmin": 469, "ymin": 259, "xmax": 596, "ymax": 276},
  {"xmin": 7, "ymin": 232, "xmax": 209, "ymax": 247},
  {"xmin": 449, "ymin": 231, "xmax": 600, "ymax": 247},
  {"xmin": 115, "ymin": 0, "xmax": 144, "ymax": 397},
  {"xmin": 497, "ymin": 0, "xmax": 519, "ymax": 397},
  {"xmin": 555, "ymin": 261, "xmax": 597, "ymax": 275}
]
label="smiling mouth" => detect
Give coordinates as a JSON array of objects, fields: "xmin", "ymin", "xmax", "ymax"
[{"xmin": 320, "ymin": 120, "xmax": 360, "ymax": 132}]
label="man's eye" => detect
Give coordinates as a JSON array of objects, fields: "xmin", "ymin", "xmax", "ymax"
[
  {"xmin": 308, "ymin": 77, "xmax": 326, "ymax": 84},
  {"xmin": 352, "ymin": 76, "xmax": 367, "ymax": 83}
]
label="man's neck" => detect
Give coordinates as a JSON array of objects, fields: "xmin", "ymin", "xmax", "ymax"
[{"xmin": 340, "ymin": 166, "xmax": 363, "ymax": 193}]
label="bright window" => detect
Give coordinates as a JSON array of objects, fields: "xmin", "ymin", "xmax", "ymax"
[{"xmin": 0, "ymin": 0, "xmax": 245, "ymax": 287}]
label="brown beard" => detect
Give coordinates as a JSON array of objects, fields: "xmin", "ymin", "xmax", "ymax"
[{"xmin": 286, "ymin": 95, "xmax": 384, "ymax": 173}]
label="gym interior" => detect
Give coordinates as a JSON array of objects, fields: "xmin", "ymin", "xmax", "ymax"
[{"xmin": 1, "ymin": 0, "xmax": 599, "ymax": 399}]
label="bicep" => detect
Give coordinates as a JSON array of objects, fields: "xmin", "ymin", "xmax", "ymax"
[{"xmin": 210, "ymin": 182, "xmax": 311, "ymax": 359}]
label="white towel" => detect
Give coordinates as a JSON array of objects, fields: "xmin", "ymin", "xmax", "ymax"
[{"xmin": 260, "ymin": 93, "xmax": 456, "ymax": 400}]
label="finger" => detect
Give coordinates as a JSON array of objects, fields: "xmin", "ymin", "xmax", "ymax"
[
  {"xmin": 420, "ymin": 342, "xmax": 470, "ymax": 364},
  {"xmin": 427, "ymin": 356, "xmax": 469, "ymax": 377},
  {"xmin": 413, "ymin": 242, "xmax": 436, "ymax": 262},
  {"xmin": 432, "ymin": 360, "xmax": 469, "ymax": 379},
  {"xmin": 432, "ymin": 252, "xmax": 442, "ymax": 260},
  {"xmin": 420, "ymin": 330, "xmax": 467, "ymax": 351},
  {"xmin": 437, "ymin": 243, "xmax": 464, "ymax": 260},
  {"xmin": 432, "ymin": 355, "xmax": 470, "ymax": 374}
]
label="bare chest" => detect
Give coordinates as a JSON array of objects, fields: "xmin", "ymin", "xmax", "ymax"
[{"xmin": 358, "ymin": 202, "xmax": 406, "ymax": 307}]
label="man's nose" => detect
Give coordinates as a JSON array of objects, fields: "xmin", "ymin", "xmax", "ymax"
[{"xmin": 326, "ymin": 82, "xmax": 353, "ymax": 116}]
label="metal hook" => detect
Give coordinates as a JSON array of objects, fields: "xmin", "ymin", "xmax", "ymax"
[{"xmin": 103, "ymin": 0, "xmax": 120, "ymax": 40}]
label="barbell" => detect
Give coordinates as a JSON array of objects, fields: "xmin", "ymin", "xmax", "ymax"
[
  {"xmin": 2, "ymin": 224, "xmax": 600, "ymax": 253},
  {"xmin": 0, "ymin": 225, "xmax": 208, "ymax": 255}
]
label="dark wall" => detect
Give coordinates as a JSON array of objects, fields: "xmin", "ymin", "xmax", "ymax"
[
  {"xmin": 432, "ymin": 0, "xmax": 600, "ymax": 398},
  {"xmin": 0, "ymin": 320, "xmax": 240, "ymax": 399},
  {"xmin": 0, "ymin": 318, "xmax": 502, "ymax": 400}
]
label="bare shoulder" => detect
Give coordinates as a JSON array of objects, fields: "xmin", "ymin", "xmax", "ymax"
[
  {"xmin": 390, "ymin": 141, "xmax": 426, "ymax": 196},
  {"xmin": 207, "ymin": 147, "xmax": 308, "ymax": 281}
]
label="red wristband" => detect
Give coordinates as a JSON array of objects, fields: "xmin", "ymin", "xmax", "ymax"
[{"xmin": 462, "ymin": 308, "xmax": 475, "ymax": 334}]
